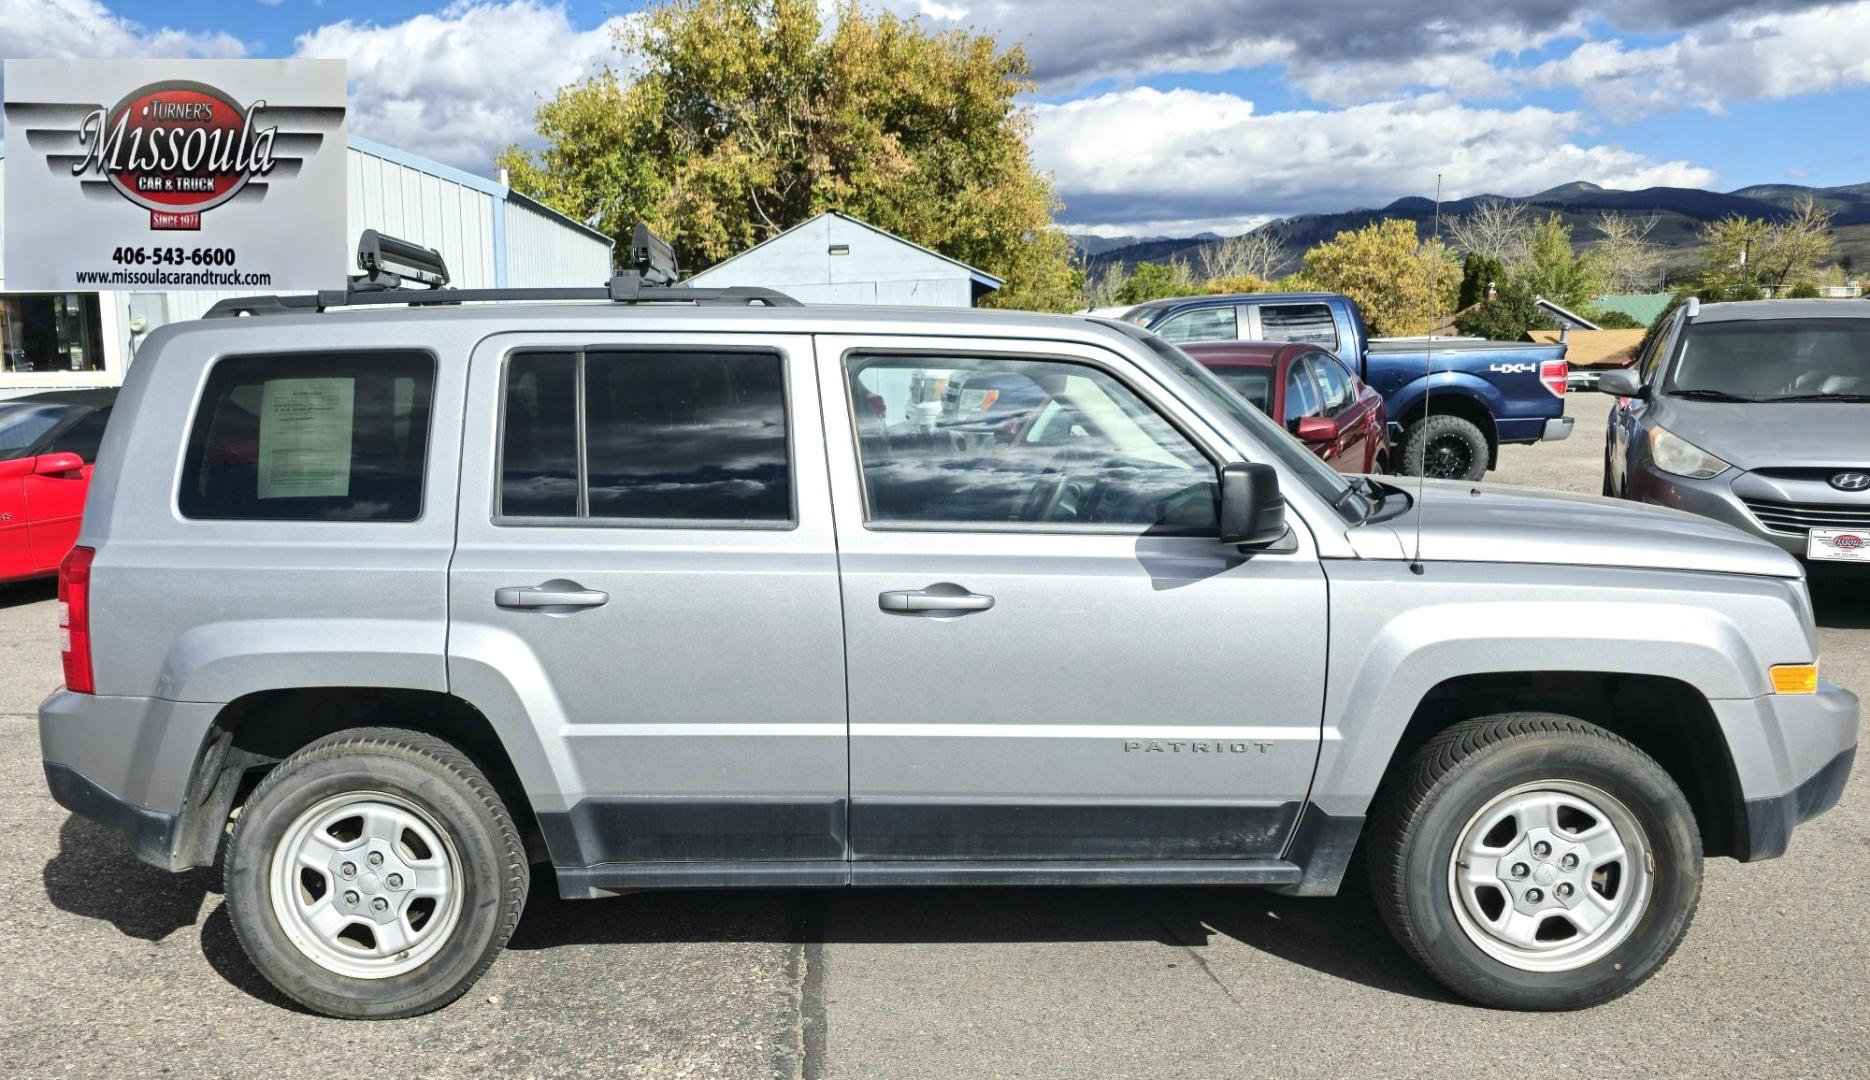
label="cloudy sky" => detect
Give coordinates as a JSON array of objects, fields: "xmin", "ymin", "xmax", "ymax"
[{"xmin": 3, "ymin": 0, "xmax": 1868, "ymax": 236}]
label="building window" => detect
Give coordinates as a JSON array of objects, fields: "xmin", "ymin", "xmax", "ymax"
[{"xmin": 0, "ymin": 294, "xmax": 106, "ymax": 374}]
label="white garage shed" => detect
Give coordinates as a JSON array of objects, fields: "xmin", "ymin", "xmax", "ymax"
[{"xmin": 683, "ymin": 211, "xmax": 1003, "ymax": 307}]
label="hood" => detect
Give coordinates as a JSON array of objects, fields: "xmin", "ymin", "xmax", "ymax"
[
  {"xmin": 1650, "ymin": 398, "xmax": 1870, "ymax": 470},
  {"xmin": 1352, "ymin": 479, "xmax": 1802, "ymax": 578}
]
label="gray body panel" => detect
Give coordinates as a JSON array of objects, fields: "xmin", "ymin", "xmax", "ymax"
[{"xmin": 37, "ymin": 297, "xmax": 1859, "ymax": 892}]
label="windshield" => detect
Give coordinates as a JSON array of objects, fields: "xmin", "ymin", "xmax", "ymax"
[
  {"xmin": 1667, "ymin": 318, "xmax": 1870, "ymax": 401},
  {"xmin": 0, "ymin": 403, "xmax": 76, "ymax": 460},
  {"xmin": 1128, "ymin": 332, "xmax": 1361, "ymax": 517},
  {"xmin": 1209, "ymin": 368, "xmax": 1272, "ymax": 413}
]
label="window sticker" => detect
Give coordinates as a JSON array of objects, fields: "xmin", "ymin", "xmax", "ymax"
[{"xmin": 257, "ymin": 377, "xmax": 354, "ymax": 499}]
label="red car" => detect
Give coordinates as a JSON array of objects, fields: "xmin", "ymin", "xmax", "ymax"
[
  {"xmin": 1184, "ymin": 341, "xmax": 1390, "ymax": 474},
  {"xmin": 0, "ymin": 389, "xmax": 114, "ymax": 583}
]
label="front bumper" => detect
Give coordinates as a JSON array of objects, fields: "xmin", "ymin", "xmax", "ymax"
[
  {"xmin": 1625, "ymin": 462, "xmax": 1870, "ymax": 569},
  {"xmin": 1714, "ymin": 681, "xmax": 1859, "ymax": 860}
]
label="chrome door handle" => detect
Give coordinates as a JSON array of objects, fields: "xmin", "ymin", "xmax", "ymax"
[
  {"xmin": 495, "ymin": 582, "xmax": 609, "ymax": 610},
  {"xmin": 879, "ymin": 585, "xmax": 995, "ymax": 615}
]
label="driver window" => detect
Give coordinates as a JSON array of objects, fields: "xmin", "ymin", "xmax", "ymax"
[
  {"xmin": 847, "ymin": 355, "xmax": 1217, "ymax": 532},
  {"xmin": 1285, "ymin": 359, "xmax": 1324, "ymax": 430},
  {"xmin": 1310, "ymin": 353, "xmax": 1353, "ymax": 413}
]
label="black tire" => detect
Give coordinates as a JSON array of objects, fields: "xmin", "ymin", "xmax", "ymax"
[
  {"xmin": 1402, "ymin": 414, "xmax": 1490, "ymax": 481},
  {"xmin": 1367, "ymin": 714, "xmax": 1701, "ymax": 1010},
  {"xmin": 224, "ymin": 728, "xmax": 529, "ymax": 1019},
  {"xmin": 1601, "ymin": 444, "xmax": 1616, "ymax": 497}
]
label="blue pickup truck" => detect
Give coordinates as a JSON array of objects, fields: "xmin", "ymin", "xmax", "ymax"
[{"xmin": 1118, "ymin": 292, "xmax": 1572, "ymax": 480}]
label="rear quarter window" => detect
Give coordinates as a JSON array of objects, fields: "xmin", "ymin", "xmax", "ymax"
[{"xmin": 179, "ymin": 351, "xmax": 435, "ymax": 522}]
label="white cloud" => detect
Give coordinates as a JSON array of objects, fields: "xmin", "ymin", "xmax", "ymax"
[
  {"xmin": 0, "ymin": 0, "xmax": 245, "ymax": 65},
  {"xmin": 1527, "ymin": 3, "xmax": 1870, "ymax": 119},
  {"xmin": 1031, "ymin": 87, "xmax": 1716, "ymax": 232},
  {"xmin": 294, "ymin": 1, "xmax": 629, "ymax": 173}
]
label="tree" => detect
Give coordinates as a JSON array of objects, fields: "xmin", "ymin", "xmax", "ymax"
[
  {"xmin": 1203, "ymin": 273, "xmax": 1274, "ymax": 295},
  {"xmin": 497, "ymin": 0, "xmax": 1079, "ymax": 310},
  {"xmin": 1688, "ymin": 215, "xmax": 1768, "ymax": 302},
  {"xmin": 1750, "ymin": 196, "xmax": 1835, "ymax": 292},
  {"xmin": 1115, "ymin": 261, "xmax": 1194, "ymax": 305},
  {"xmin": 1588, "ymin": 212, "xmax": 1663, "ymax": 294},
  {"xmin": 1456, "ymin": 252, "xmax": 1505, "ymax": 311},
  {"xmin": 1445, "ymin": 198, "xmax": 1532, "ymax": 266},
  {"xmin": 1517, "ymin": 214, "xmax": 1601, "ymax": 312},
  {"xmin": 1591, "ymin": 310, "xmax": 1644, "ymax": 329},
  {"xmin": 1299, "ymin": 219, "xmax": 1457, "ymax": 336},
  {"xmin": 1198, "ymin": 227, "xmax": 1289, "ymax": 282}
]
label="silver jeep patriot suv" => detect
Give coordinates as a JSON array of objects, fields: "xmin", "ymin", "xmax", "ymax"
[{"xmin": 39, "ymin": 242, "xmax": 1858, "ymax": 1018}]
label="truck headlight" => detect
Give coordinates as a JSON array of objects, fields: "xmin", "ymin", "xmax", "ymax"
[{"xmin": 1649, "ymin": 426, "xmax": 1729, "ymax": 479}]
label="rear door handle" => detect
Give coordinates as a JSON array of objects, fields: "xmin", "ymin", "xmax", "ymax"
[
  {"xmin": 496, "ymin": 582, "xmax": 609, "ymax": 610},
  {"xmin": 879, "ymin": 584, "xmax": 995, "ymax": 615}
]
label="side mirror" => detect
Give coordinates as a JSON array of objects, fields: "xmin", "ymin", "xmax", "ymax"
[
  {"xmin": 1294, "ymin": 416, "xmax": 1339, "ymax": 442},
  {"xmin": 32, "ymin": 452, "xmax": 84, "ymax": 476},
  {"xmin": 1597, "ymin": 368, "xmax": 1643, "ymax": 398},
  {"xmin": 1218, "ymin": 462, "xmax": 1287, "ymax": 547}
]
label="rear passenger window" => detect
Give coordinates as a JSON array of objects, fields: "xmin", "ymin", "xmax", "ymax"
[
  {"xmin": 1258, "ymin": 304, "xmax": 1338, "ymax": 348},
  {"xmin": 498, "ymin": 350, "xmax": 792, "ymax": 525},
  {"xmin": 50, "ymin": 408, "xmax": 110, "ymax": 462},
  {"xmin": 180, "ymin": 352, "xmax": 434, "ymax": 522}
]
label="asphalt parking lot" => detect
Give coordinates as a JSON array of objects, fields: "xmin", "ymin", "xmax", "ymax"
[{"xmin": 1, "ymin": 390, "xmax": 1865, "ymax": 1079}]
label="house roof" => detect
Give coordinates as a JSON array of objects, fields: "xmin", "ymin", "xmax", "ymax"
[
  {"xmin": 1534, "ymin": 297, "xmax": 1600, "ymax": 331},
  {"xmin": 1528, "ymin": 328, "xmax": 1646, "ymax": 367},
  {"xmin": 687, "ymin": 210, "xmax": 1004, "ymax": 290},
  {"xmin": 1590, "ymin": 292, "xmax": 1675, "ymax": 327}
]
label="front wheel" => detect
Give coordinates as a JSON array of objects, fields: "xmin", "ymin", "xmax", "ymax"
[
  {"xmin": 1401, "ymin": 414, "xmax": 1490, "ymax": 481},
  {"xmin": 224, "ymin": 728, "xmax": 529, "ymax": 1018},
  {"xmin": 1367, "ymin": 714, "xmax": 1701, "ymax": 1010}
]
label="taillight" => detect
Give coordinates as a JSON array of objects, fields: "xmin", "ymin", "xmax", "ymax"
[
  {"xmin": 58, "ymin": 545, "xmax": 94, "ymax": 694},
  {"xmin": 1540, "ymin": 359, "xmax": 1568, "ymax": 398}
]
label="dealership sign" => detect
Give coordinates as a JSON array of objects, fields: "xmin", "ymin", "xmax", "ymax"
[{"xmin": 4, "ymin": 59, "xmax": 346, "ymax": 291}]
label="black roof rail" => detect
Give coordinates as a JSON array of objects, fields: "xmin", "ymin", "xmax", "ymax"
[{"xmin": 204, "ymin": 225, "xmax": 801, "ymax": 319}]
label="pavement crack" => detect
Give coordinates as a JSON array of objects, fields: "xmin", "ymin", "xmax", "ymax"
[
  {"xmin": 1149, "ymin": 904, "xmax": 1248, "ymax": 1011},
  {"xmin": 787, "ymin": 893, "xmax": 829, "ymax": 1080}
]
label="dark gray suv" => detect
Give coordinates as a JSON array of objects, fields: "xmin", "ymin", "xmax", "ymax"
[{"xmin": 1603, "ymin": 299, "xmax": 1870, "ymax": 573}]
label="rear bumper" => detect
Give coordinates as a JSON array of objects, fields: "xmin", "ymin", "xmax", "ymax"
[
  {"xmin": 1495, "ymin": 413, "xmax": 1571, "ymax": 446},
  {"xmin": 38, "ymin": 689, "xmax": 223, "ymax": 872},
  {"xmin": 44, "ymin": 761, "xmax": 180, "ymax": 870}
]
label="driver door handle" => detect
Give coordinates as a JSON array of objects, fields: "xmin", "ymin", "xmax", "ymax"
[{"xmin": 879, "ymin": 586, "xmax": 995, "ymax": 615}]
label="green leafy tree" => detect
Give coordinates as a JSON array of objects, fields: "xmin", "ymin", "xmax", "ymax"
[
  {"xmin": 1115, "ymin": 262, "xmax": 1194, "ymax": 305},
  {"xmin": 1517, "ymin": 215, "xmax": 1601, "ymax": 312},
  {"xmin": 1297, "ymin": 219, "xmax": 1457, "ymax": 336},
  {"xmin": 1590, "ymin": 310, "xmax": 1644, "ymax": 329},
  {"xmin": 498, "ymin": 0, "xmax": 1079, "ymax": 310},
  {"xmin": 1456, "ymin": 253, "xmax": 1505, "ymax": 311}
]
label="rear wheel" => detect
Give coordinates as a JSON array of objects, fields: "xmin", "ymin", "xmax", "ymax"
[
  {"xmin": 1368, "ymin": 714, "xmax": 1701, "ymax": 1009},
  {"xmin": 224, "ymin": 727, "xmax": 529, "ymax": 1018},
  {"xmin": 1401, "ymin": 414, "xmax": 1489, "ymax": 481}
]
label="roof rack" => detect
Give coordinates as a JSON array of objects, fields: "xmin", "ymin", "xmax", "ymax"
[{"xmin": 205, "ymin": 225, "xmax": 801, "ymax": 319}]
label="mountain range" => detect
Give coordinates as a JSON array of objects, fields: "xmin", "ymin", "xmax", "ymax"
[{"xmin": 1079, "ymin": 180, "xmax": 1870, "ymax": 277}]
